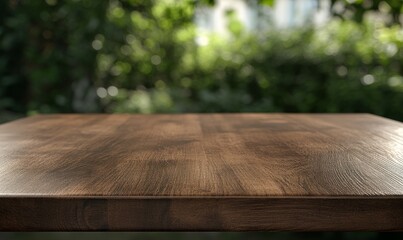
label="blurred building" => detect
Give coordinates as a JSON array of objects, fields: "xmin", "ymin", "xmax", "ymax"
[{"xmin": 195, "ymin": 0, "xmax": 331, "ymax": 35}]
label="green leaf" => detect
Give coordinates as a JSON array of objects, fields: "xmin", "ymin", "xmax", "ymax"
[
  {"xmin": 198, "ymin": 0, "xmax": 215, "ymax": 6},
  {"xmin": 259, "ymin": 0, "xmax": 275, "ymax": 7}
]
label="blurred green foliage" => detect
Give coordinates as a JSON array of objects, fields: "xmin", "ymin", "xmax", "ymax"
[
  {"xmin": 330, "ymin": 0, "xmax": 403, "ymax": 24},
  {"xmin": 0, "ymin": 0, "xmax": 402, "ymax": 123},
  {"xmin": 0, "ymin": 0, "xmax": 109, "ymax": 122}
]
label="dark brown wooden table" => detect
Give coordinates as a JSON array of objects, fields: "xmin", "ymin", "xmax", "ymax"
[{"xmin": 0, "ymin": 114, "xmax": 402, "ymax": 231}]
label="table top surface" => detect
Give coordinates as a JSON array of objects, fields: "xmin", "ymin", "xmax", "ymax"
[
  {"xmin": 1, "ymin": 113, "xmax": 403, "ymax": 231},
  {"xmin": 0, "ymin": 113, "xmax": 402, "ymax": 198}
]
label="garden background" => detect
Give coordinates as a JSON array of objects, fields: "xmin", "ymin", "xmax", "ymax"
[
  {"xmin": 0, "ymin": 0, "xmax": 402, "ymax": 239},
  {"xmin": 0, "ymin": 0, "xmax": 402, "ymax": 123}
]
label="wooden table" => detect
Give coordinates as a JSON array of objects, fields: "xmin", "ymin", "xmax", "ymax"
[{"xmin": 0, "ymin": 114, "xmax": 402, "ymax": 231}]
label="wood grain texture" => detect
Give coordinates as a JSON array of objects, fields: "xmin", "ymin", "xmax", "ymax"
[{"xmin": 0, "ymin": 113, "xmax": 402, "ymax": 231}]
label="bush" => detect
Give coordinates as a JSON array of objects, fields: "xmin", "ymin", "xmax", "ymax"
[{"xmin": 1, "ymin": 0, "xmax": 402, "ymax": 123}]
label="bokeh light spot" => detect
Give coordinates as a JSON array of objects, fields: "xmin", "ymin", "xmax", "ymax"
[
  {"xmin": 107, "ymin": 86, "xmax": 119, "ymax": 96},
  {"xmin": 96, "ymin": 87, "xmax": 107, "ymax": 98},
  {"xmin": 361, "ymin": 74, "xmax": 375, "ymax": 85},
  {"xmin": 336, "ymin": 66, "xmax": 348, "ymax": 77},
  {"xmin": 92, "ymin": 40, "xmax": 103, "ymax": 50},
  {"xmin": 151, "ymin": 55, "xmax": 161, "ymax": 65}
]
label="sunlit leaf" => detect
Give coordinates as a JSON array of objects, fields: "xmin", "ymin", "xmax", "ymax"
[{"xmin": 259, "ymin": 0, "xmax": 275, "ymax": 7}]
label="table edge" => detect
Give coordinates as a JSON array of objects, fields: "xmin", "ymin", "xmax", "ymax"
[{"xmin": 1, "ymin": 197, "xmax": 402, "ymax": 231}]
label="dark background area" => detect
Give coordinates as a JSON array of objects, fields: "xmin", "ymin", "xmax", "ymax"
[
  {"xmin": 1, "ymin": 232, "xmax": 403, "ymax": 240},
  {"xmin": 0, "ymin": 0, "xmax": 402, "ymax": 239}
]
